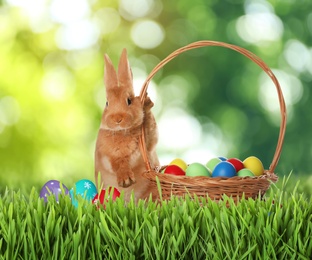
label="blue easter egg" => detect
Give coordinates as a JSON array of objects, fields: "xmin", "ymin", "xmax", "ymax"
[
  {"xmin": 70, "ymin": 179, "xmax": 97, "ymax": 207},
  {"xmin": 218, "ymin": 156, "xmax": 227, "ymax": 161},
  {"xmin": 212, "ymin": 161, "xmax": 236, "ymax": 178}
]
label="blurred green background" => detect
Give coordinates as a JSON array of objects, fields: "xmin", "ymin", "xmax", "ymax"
[{"xmin": 1, "ymin": 0, "xmax": 312, "ymax": 190}]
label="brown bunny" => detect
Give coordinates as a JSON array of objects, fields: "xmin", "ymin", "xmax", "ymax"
[{"xmin": 95, "ymin": 49, "xmax": 159, "ymax": 202}]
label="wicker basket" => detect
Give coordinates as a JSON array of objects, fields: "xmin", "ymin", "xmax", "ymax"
[{"xmin": 138, "ymin": 40, "xmax": 286, "ymax": 202}]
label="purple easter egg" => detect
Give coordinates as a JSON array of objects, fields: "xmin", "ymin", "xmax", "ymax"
[{"xmin": 39, "ymin": 180, "xmax": 69, "ymax": 203}]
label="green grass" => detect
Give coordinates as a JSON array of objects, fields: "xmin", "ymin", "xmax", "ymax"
[{"xmin": 0, "ymin": 173, "xmax": 311, "ymax": 259}]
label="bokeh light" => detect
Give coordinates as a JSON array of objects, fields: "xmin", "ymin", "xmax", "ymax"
[
  {"xmin": 131, "ymin": 20, "xmax": 165, "ymax": 49},
  {"xmin": 94, "ymin": 8, "xmax": 121, "ymax": 35},
  {"xmin": 119, "ymin": 0, "xmax": 162, "ymax": 20},
  {"xmin": 41, "ymin": 66, "xmax": 76, "ymax": 100},
  {"xmin": 236, "ymin": 13, "xmax": 283, "ymax": 45},
  {"xmin": 158, "ymin": 108, "xmax": 202, "ymax": 151},
  {"xmin": 284, "ymin": 40, "xmax": 311, "ymax": 73},
  {"xmin": 0, "ymin": 96, "xmax": 20, "ymax": 128},
  {"xmin": 258, "ymin": 70, "xmax": 303, "ymax": 124},
  {"xmin": 236, "ymin": 1, "xmax": 283, "ymax": 45},
  {"xmin": 55, "ymin": 20, "xmax": 100, "ymax": 50},
  {"xmin": 50, "ymin": 0, "xmax": 90, "ymax": 25}
]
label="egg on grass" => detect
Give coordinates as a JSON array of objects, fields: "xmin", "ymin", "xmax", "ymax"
[
  {"xmin": 70, "ymin": 179, "xmax": 97, "ymax": 208},
  {"xmin": 92, "ymin": 187, "xmax": 121, "ymax": 208},
  {"xmin": 39, "ymin": 180, "xmax": 69, "ymax": 203}
]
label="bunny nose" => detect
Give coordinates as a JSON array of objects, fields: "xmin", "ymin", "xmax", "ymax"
[{"xmin": 115, "ymin": 117, "xmax": 123, "ymax": 124}]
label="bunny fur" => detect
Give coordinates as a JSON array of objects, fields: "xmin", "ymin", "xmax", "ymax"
[{"xmin": 95, "ymin": 49, "xmax": 159, "ymax": 202}]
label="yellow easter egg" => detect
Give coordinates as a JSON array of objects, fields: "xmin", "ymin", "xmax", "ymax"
[
  {"xmin": 243, "ymin": 156, "xmax": 264, "ymax": 176},
  {"xmin": 169, "ymin": 158, "xmax": 188, "ymax": 171}
]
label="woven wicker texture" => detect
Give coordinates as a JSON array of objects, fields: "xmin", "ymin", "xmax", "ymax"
[{"xmin": 138, "ymin": 40, "xmax": 286, "ymax": 201}]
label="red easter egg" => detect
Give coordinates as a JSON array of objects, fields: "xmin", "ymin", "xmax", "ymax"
[
  {"xmin": 92, "ymin": 187, "xmax": 120, "ymax": 207},
  {"xmin": 106, "ymin": 187, "xmax": 121, "ymax": 200},
  {"xmin": 227, "ymin": 158, "xmax": 244, "ymax": 172},
  {"xmin": 92, "ymin": 192, "xmax": 101, "ymax": 205},
  {"xmin": 164, "ymin": 164, "xmax": 186, "ymax": 176}
]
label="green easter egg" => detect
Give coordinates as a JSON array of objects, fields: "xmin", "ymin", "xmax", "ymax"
[
  {"xmin": 206, "ymin": 158, "xmax": 222, "ymax": 172},
  {"xmin": 237, "ymin": 169, "xmax": 255, "ymax": 177},
  {"xmin": 186, "ymin": 163, "xmax": 211, "ymax": 177}
]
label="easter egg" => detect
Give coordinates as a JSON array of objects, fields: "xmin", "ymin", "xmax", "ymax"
[
  {"xmin": 227, "ymin": 158, "xmax": 244, "ymax": 172},
  {"xmin": 186, "ymin": 163, "xmax": 210, "ymax": 177},
  {"xmin": 70, "ymin": 179, "xmax": 97, "ymax": 208},
  {"xmin": 92, "ymin": 191, "xmax": 103, "ymax": 206},
  {"xmin": 218, "ymin": 156, "xmax": 227, "ymax": 161},
  {"xmin": 92, "ymin": 187, "xmax": 120, "ymax": 206},
  {"xmin": 164, "ymin": 165, "xmax": 185, "ymax": 176},
  {"xmin": 206, "ymin": 158, "xmax": 222, "ymax": 172},
  {"xmin": 106, "ymin": 186, "xmax": 121, "ymax": 200},
  {"xmin": 169, "ymin": 158, "xmax": 188, "ymax": 171},
  {"xmin": 243, "ymin": 156, "xmax": 264, "ymax": 176},
  {"xmin": 237, "ymin": 169, "xmax": 255, "ymax": 177},
  {"xmin": 39, "ymin": 180, "xmax": 69, "ymax": 203},
  {"xmin": 212, "ymin": 161, "xmax": 236, "ymax": 178}
]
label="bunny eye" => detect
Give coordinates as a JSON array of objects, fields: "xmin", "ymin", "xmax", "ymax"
[
  {"xmin": 106, "ymin": 101, "xmax": 109, "ymax": 107},
  {"xmin": 127, "ymin": 98, "xmax": 132, "ymax": 106}
]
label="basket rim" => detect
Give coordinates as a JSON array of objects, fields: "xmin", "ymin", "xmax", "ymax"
[
  {"xmin": 138, "ymin": 40, "xmax": 287, "ymax": 174},
  {"xmin": 143, "ymin": 168, "xmax": 278, "ymax": 184}
]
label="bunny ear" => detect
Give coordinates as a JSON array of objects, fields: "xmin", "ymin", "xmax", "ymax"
[
  {"xmin": 117, "ymin": 48, "xmax": 133, "ymax": 89},
  {"xmin": 104, "ymin": 54, "xmax": 118, "ymax": 90}
]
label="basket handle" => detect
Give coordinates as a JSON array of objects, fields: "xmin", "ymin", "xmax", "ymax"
[{"xmin": 139, "ymin": 40, "xmax": 287, "ymax": 174}]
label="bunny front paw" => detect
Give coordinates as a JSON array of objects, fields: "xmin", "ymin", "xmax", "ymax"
[
  {"xmin": 118, "ymin": 172, "xmax": 136, "ymax": 187},
  {"xmin": 143, "ymin": 96, "xmax": 154, "ymax": 111}
]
